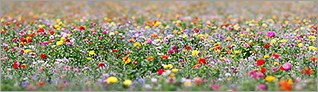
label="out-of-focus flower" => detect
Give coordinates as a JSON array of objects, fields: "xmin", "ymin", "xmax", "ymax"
[
  {"xmin": 123, "ymin": 80, "xmax": 133, "ymax": 87},
  {"xmin": 107, "ymin": 76, "xmax": 118, "ymax": 84}
]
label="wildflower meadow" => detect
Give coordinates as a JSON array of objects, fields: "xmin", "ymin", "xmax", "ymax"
[{"xmin": 1, "ymin": 1, "xmax": 317, "ymax": 91}]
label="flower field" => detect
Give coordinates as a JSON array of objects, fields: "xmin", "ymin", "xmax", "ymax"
[{"xmin": 1, "ymin": 1, "xmax": 317, "ymax": 91}]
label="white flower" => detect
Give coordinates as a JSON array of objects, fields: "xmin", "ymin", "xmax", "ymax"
[
  {"xmin": 144, "ymin": 84, "xmax": 152, "ymax": 89},
  {"xmin": 225, "ymin": 73, "xmax": 231, "ymax": 77},
  {"xmin": 151, "ymin": 78, "xmax": 157, "ymax": 83}
]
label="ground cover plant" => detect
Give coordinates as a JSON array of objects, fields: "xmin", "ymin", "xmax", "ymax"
[{"xmin": 0, "ymin": 1, "xmax": 317, "ymax": 91}]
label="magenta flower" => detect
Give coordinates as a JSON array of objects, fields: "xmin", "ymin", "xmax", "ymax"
[
  {"xmin": 267, "ymin": 32, "xmax": 275, "ymax": 37},
  {"xmin": 258, "ymin": 84, "xmax": 267, "ymax": 90}
]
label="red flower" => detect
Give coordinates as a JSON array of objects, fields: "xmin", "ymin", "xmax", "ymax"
[
  {"xmin": 20, "ymin": 37, "xmax": 26, "ymax": 42},
  {"xmin": 256, "ymin": 59, "xmax": 265, "ymax": 66},
  {"xmin": 98, "ymin": 62, "xmax": 105, "ymax": 68},
  {"xmin": 280, "ymin": 66, "xmax": 285, "ymax": 70},
  {"xmin": 13, "ymin": 62, "xmax": 19, "ymax": 69},
  {"xmin": 158, "ymin": 69, "xmax": 165, "ymax": 75},
  {"xmin": 161, "ymin": 55, "xmax": 169, "ymax": 59},
  {"xmin": 194, "ymin": 28, "xmax": 200, "ymax": 33},
  {"xmin": 263, "ymin": 42, "xmax": 270, "ymax": 49},
  {"xmin": 133, "ymin": 61, "xmax": 138, "ymax": 65},
  {"xmin": 185, "ymin": 46, "xmax": 191, "ymax": 50},
  {"xmin": 40, "ymin": 54, "xmax": 46, "ymax": 59},
  {"xmin": 302, "ymin": 67, "xmax": 313, "ymax": 75},
  {"xmin": 112, "ymin": 49, "xmax": 118, "ymax": 53},
  {"xmin": 38, "ymin": 28, "xmax": 44, "ymax": 33},
  {"xmin": 272, "ymin": 53, "xmax": 280, "ymax": 58},
  {"xmin": 198, "ymin": 57, "xmax": 206, "ymax": 64},
  {"xmin": 260, "ymin": 67, "xmax": 266, "ymax": 73},
  {"xmin": 79, "ymin": 26, "xmax": 85, "ymax": 31},
  {"xmin": 49, "ymin": 30, "xmax": 54, "ymax": 35}
]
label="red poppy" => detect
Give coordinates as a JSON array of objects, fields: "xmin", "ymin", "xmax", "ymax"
[
  {"xmin": 263, "ymin": 42, "xmax": 270, "ymax": 49},
  {"xmin": 198, "ymin": 57, "xmax": 206, "ymax": 64},
  {"xmin": 13, "ymin": 62, "xmax": 19, "ymax": 69},
  {"xmin": 256, "ymin": 59, "xmax": 265, "ymax": 66},
  {"xmin": 260, "ymin": 67, "xmax": 266, "ymax": 73},
  {"xmin": 98, "ymin": 62, "xmax": 105, "ymax": 68},
  {"xmin": 272, "ymin": 53, "xmax": 280, "ymax": 58},
  {"xmin": 40, "ymin": 53, "xmax": 46, "ymax": 59},
  {"xmin": 38, "ymin": 28, "xmax": 44, "ymax": 33},
  {"xmin": 227, "ymin": 45, "xmax": 232, "ymax": 49},
  {"xmin": 158, "ymin": 69, "xmax": 165, "ymax": 75},
  {"xmin": 79, "ymin": 26, "xmax": 85, "ymax": 31}
]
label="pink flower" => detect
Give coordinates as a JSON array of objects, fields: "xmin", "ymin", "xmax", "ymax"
[
  {"xmin": 258, "ymin": 84, "xmax": 267, "ymax": 90},
  {"xmin": 65, "ymin": 65, "xmax": 71, "ymax": 71},
  {"xmin": 282, "ymin": 63, "xmax": 292, "ymax": 71},
  {"xmin": 210, "ymin": 84, "xmax": 220, "ymax": 90}
]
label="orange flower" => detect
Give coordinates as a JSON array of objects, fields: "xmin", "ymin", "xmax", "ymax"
[
  {"xmin": 147, "ymin": 56, "xmax": 154, "ymax": 61},
  {"xmin": 302, "ymin": 66, "xmax": 313, "ymax": 75},
  {"xmin": 310, "ymin": 56, "xmax": 316, "ymax": 61},
  {"xmin": 161, "ymin": 55, "xmax": 169, "ymax": 59},
  {"xmin": 20, "ymin": 64, "xmax": 27, "ymax": 68},
  {"xmin": 279, "ymin": 80, "xmax": 293, "ymax": 91}
]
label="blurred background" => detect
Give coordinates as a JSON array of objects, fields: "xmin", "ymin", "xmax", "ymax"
[{"xmin": 1, "ymin": 1, "xmax": 317, "ymax": 20}]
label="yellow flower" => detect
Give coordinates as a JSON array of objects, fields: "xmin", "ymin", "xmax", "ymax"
[
  {"xmin": 89, "ymin": 50, "xmax": 95, "ymax": 56},
  {"xmin": 309, "ymin": 46, "xmax": 317, "ymax": 51},
  {"xmin": 308, "ymin": 36, "xmax": 316, "ymax": 42},
  {"xmin": 123, "ymin": 80, "xmax": 132, "ymax": 87},
  {"xmin": 298, "ymin": 43, "xmax": 303, "ymax": 47},
  {"xmin": 265, "ymin": 76, "xmax": 276, "ymax": 82},
  {"xmin": 87, "ymin": 57, "xmax": 92, "ymax": 60},
  {"xmin": 234, "ymin": 50, "xmax": 240, "ymax": 54},
  {"xmin": 184, "ymin": 80, "xmax": 192, "ymax": 87},
  {"xmin": 171, "ymin": 69, "xmax": 178, "ymax": 73},
  {"xmin": 134, "ymin": 42, "xmax": 141, "ymax": 47},
  {"xmin": 122, "ymin": 56, "xmax": 131, "ymax": 64},
  {"xmin": 107, "ymin": 76, "xmax": 118, "ymax": 84},
  {"xmin": 24, "ymin": 49, "xmax": 32, "ymax": 53},
  {"xmin": 60, "ymin": 37, "xmax": 66, "ymax": 41},
  {"xmin": 225, "ymin": 36, "xmax": 232, "ymax": 41},
  {"xmin": 158, "ymin": 36, "xmax": 163, "ymax": 39},
  {"xmin": 270, "ymin": 39, "xmax": 277, "ymax": 44},
  {"xmin": 274, "ymin": 62, "xmax": 279, "ymax": 66},
  {"xmin": 164, "ymin": 64, "xmax": 173, "ymax": 69},
  {"xmin": 264, "ymin": 55, "xmax": 270, "ymax": 59},
  {"xmin": 56, "ymin": 41, "xmax": 64, "ymax": 46},
  {"xmin": 280, "ymin": 39, "xmax": 288, "ymax": 43},
  {"xmin": 227, "ymin": 78, "xmax": 231, "ymax": 81},
  {"xmin": 192, "ymin": 50, "xmax": 199, "ymax": 56}
]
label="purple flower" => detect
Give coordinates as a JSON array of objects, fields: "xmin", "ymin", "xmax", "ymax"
[
  {"xmin": 282, "ymin": 63, "xmax": 292, "ymax": 71},
  {"xmin": 21, "ymin": 81, "xmax": 27, "ymax": 87},
  {"xmin": 272, "ymin": 67, "xmax": 278, "ymax": 72},
  {"xmin": 267, "ymin": 32, "xmax": 275, "ymax": 37},
  {"xmin": 258, "ymin": 84, "xmax": 267, "ymax": 90}
]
